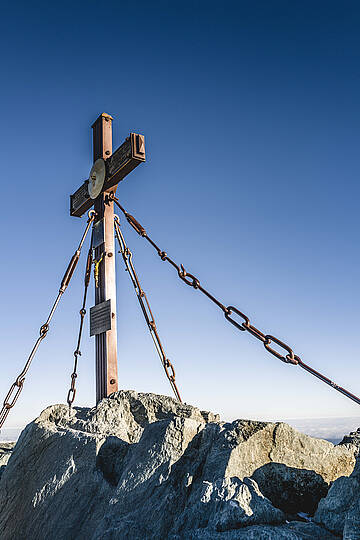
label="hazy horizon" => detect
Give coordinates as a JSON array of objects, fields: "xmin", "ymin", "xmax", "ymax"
[{"xmin": 2, "ymin": 410, "xmax": 359, "ymax": 446}]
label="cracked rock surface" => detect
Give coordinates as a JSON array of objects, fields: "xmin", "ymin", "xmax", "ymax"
[
  {"xmin": 0, "ymin": 390, "xmax": 357, "ymax": 539},
  {"xmin": 0, "ymin": 443, "xmax": 15, "ymax": 481},
  {"xmin": 314, "ymin": 452, "xmax": 360, "ymax": 538}
]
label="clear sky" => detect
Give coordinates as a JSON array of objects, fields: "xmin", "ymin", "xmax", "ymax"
[{"xmin": 1, "ymin": 0, "xmax": 359, "ymax": 431}]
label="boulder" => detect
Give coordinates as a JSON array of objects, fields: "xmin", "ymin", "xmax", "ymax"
[
  {"xmin": 315, "ymin": 454, "xmax": 360, "ymax": 538},
  {"xmin": 0, "ymin": 390, "xmax": 356, "ymax": 539},
  {"xmin": 0, "ymin": 442, "xmax": 15, "ymax": 480},
  {"xmin": 340, "ymin": 427, "xmax": 360, "ymax": 451},
  {"xmin": 202, "ymin": 418, "xmax": 355, "ymax": 514}
]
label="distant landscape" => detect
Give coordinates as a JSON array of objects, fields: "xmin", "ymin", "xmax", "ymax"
[
  {"xmin": 1, "ymin": 417, "xmax": 359, "ymax": 445},
  {"xmin": 0, "ymin": 428, "xmax": 21, "ymax": 443},
  {"xmin": 285, "ymin": 417, "xmax": 360, "ymax": 444}
]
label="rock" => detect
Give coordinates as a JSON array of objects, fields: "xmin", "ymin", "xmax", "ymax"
[
  {"xmin": 169, "ymin": 521, "xmax": 338, "ymax": 539},
  {"xmin": 202, "ymin": 419, "xmax": 355, "ymax": 515},
  {"xmin": 0, "ymin": 390, "xmax": 356, "ymax": 539},
  {"xmin": 172, "ymin": 476, "xmax": 284, "ymax": 532},
  {"xmin": 340, "ymin": 427, "xmax": 360, "ymax": 452},
  {"xmin": 314, "ymin": 454, "xmax": 360, "ymax": 538},
  {"xmin": 0, "ymin": 443, "xmax": 15, "ymax": 480}
]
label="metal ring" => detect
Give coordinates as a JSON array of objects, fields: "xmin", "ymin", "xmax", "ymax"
[
  {"xmin": 67, "ymin": 388, "xmax": 76, "ymax": 404},
  {"xmin": 245, "ymin": 324, "xmax": 266, "ymax": 343},
  {"xmin": 264, "ymin": 335, "xmax": 296, "ymax": 364},
  {"xmin": 164, "ymin": 359, "xmax": 176, "ymax": 380},
  {"xmin": 178, "ymin": 265, "xmax": 200, "ymax": 288},
  {"xmin": 225, "ymin": 306, "xmax": 249, "ymax": 331}
]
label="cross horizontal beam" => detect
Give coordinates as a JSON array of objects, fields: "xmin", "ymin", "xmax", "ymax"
[{"xmin": 70, "ymin": 133, "xmax": 145, "ymax": 217}]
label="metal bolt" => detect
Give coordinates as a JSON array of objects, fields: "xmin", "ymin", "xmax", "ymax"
[
  {"xmin": 108, "ymin": 252, "xmax": 113, "ymax": 257},
  {"xmin": 105, "ymin": 150, "xmax": 110, "ymax": 155},
  {"xmin": 110, "ymin": 379, "xmax": 116, "ymax": 384}
]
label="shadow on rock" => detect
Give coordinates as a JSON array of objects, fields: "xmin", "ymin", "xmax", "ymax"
[
  {"xmin": 96, "ymin": 436, "xmax": 130, "ymax": 486},
  {"xmin": 252, "ymin": 462, "xmax": 329, "ymax": 515}
]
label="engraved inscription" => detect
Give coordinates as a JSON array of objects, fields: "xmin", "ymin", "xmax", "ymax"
[
  {"xmin": 71, "ymin": 182, "xmax": 90, "ymax": 213},
  {"xmin": 90, "ymin": 299, "xmax": 112, "ymax": 336},
  {"xmin": 107, "ymin": 139, "xmax": 132, "ymax": 176}
]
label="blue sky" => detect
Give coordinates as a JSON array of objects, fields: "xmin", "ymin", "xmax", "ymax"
[{"xmin": 1, "ymin": 0, "xmax": 360, "ymax": 431}]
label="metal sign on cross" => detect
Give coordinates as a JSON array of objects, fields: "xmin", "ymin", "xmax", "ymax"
[{"xmin": 70, "ymin": 113, "xmax": 145, "ymax": 403}]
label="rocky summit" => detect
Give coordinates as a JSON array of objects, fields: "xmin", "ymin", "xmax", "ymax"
[
  {"xmin": 0, "ymin": 390, "xmax": 359, "ymax": 539},
  {"xmin": 0, "ymin": 442, "xmax": 15, "ymax": 481}
]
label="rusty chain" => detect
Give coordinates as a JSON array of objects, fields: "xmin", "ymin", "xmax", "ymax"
[
  {"xmin": 0, "ymin": 210, "xmax": 96, "ymax": 429},
  {"xmin": 108, "ymin": 193, "xmax": 360, "ymax": 407},
  {"xmin": 66, "ymin": 229, "xmax": 94, "ymax": 408},
  {"xmin": 114, "ymin": 215, "xmax": 182, "ymax": 402}
]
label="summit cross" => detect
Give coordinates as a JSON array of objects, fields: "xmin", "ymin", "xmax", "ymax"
[{"xmin": 70, "ymin": 113, "xmax": 145, "ymax": 402}]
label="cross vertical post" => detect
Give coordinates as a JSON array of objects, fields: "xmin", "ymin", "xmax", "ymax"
[
  {"xmin": 70, "ymin": 113, "xmax": 145, "ymax": 404},
  {"xmin": 92, "ymin": 113, "xmax": 118, "ymax": 402}
]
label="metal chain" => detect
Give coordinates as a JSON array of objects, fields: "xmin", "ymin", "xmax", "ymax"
[
  {"xmin": 114, "ymin": 216, "xmax": 182, "ymax": 402},
  {"xmin": 66, "ymin": 230, "xmax": 94, "ymax": 408},
  {"xmin": 0, "ymin": 210, "xmax": 96, "ymax": 429},
  {"xmin": 108, "ymin": 193, "xmax": 360, "ymax": 407}
]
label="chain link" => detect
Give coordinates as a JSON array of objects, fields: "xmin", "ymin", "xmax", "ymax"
[
  {"xmin": 114, "ymin": 216, "xmax": 182, "ymax": 402},
  {"xmin": 0, "ymin": 210, "xmax": 96, "ymax": 430},
  {"xmin": 108, "ymin": 193, "xmax": 360, "ymax": 407},
  {"xmin": 66, "ymin": 229, "xmax": 94, "ymax": 408}
]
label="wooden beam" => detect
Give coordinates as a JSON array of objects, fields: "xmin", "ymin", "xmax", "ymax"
[
  {"xmin": 92, "ymin": 112, "xmax": 113, "ymax": 161},
  {"xmin": 105, "ymin": 133, "xmax": 145, "ymax": 191},
  {"xmin": 70, "ymin": 132, "xmax": 145, "ymax": 217},
  {"xmin": 92, "ymin": 113, "xmax": 119, "ymax": 402}
]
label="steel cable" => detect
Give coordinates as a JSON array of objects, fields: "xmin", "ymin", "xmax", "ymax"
[
  {"xmin": 108, "ymin": 193, "xmax": 360, "ymax": 407},
  {"xmin": 114, "ymin": 216, "xmax": 181, "ymax": 402},
  {"xmin": 0, "ymin": 210, "xmax": 96, "ymax": 429}
]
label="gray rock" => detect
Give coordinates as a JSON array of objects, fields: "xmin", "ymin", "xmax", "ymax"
[
  {"xmin": 169, "ymin": 521, "xmax": 338, "ymax": 539},
  {"xmin": 0, "ymin": 442, "xmax": 15, "ymax": 480},
  {"xmin": 315, "ymin": 454, "xmax": 360, "ymax": 538},
  {"xmin": 340, "ymin": 427, "xmax": 360, "ymax": 452},
  {"xmin": 172, "ymin": 476, "xmax": 284, "ymax": 532},
  {"xmin": 0, "ymin": 390, "xmax": 355, "ymax": 539},
  {"xmin": 200, "ymin": 419, "xmax": 355, "ymax": 515}
]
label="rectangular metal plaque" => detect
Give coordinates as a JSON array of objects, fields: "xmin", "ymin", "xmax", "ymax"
[
  {"xmin": 70, "ymin": 180, "xmax": 93, "ymax": 217},
  {"xmin": 92, "ymin": 218, "xmax": 105, "ymax": 249},
  {"xmin": 104, "ymin": 133, "xmax": 145, "ymax": 191},
  {"xmin": 90, "ymin": 299, "xmax": 112, "ymax": 336},
  {"xmin": 107, "ymin": 137, "xmax": 132, "ymax": 176}
]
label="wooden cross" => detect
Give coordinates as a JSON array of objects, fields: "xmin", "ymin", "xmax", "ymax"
[{"xmin": 70, "ymin": 113, "xmax": 145, "ymax": 402}]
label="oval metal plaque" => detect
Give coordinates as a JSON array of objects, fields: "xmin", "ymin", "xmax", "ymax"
[{"xmin": 88, "ymin": 158, "xmax": 106, "ymax": 199}]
